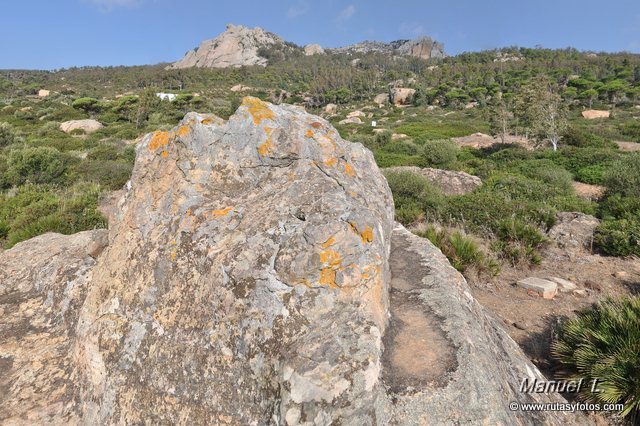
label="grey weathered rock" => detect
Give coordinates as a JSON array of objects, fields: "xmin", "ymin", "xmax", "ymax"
[
  {"xmin": 389, "ymin": 88, "xmax": 416, "ymax": 106},
  {"xmin": 548, "ymin": 277, "xmax": 578, "ymax": 292},
  {"xmin": 60, "ymin": 119, "xmax": 103, "ymax": 134},
  {"xmin": 548, "ymin": 212, "xmax": 600, "ymax": 254},
  {"xmin": 324, "ymin": 103, "xmax": 337, "ymax": 114},
  {"xmin": 339, "ymin": 116, "xmax": 363, "ymax": 125},
  {"xmin": 581, "ymin": 110, "xmax": 610, "ymax": 119},
  {"xmin": 517, "ymin": 277, "xmax": 558, "ymax": 299},
  {"xmin": 77, "ymin": 97, "xmax": 395, "ymax": 424},
  {"xmin": 0, "ymin": 230, "xmax": 108, "ymax": 424},
  {"xmin": 332, "ymin": 36, "xmax": 445, "ymax": 60},
  {"xmin": 384, "ymin": 166, "xmax": 482, "ymax": 195},
  {"xmin": 373, "ymin": 93, "xmax": 388, "ymax": 105},
  {"xmin": 168, "ymin": 24, "xmax": 285, "ymax": 69},
  {"xmin": 382, "ymin": 225, "xmax": 586, "ymax": 424},
  {"xmin": 304, "ymin": 44, "xmax": 324, "ymax": 56},
  {"xmin": 1, "ymin": 98, "xmax": 590, "ymax": 425}
]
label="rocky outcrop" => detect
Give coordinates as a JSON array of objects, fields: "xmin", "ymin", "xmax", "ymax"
[
  {"xmin": 1, "ymin": 98, "xmax": 589, "ymax": 425},
  {"xmin": 60, "ymin": 119, "xmax": 103, "ymax": 134},
  {"xmin": 548, "ymin": 212, "xmax": 600, "ymax": 255},
  {"xmin": 332, "ymin": 36, "xmax": 445, "ymax": 60},
  {"xmin": 374, "ymin": 93, "xmax": 388, "ymax": 105},
  {"xmin": 396, "ymin": 36, "xmax": 446, "ymax": 60},
  {"xmin": 581, "ymin": 110, "xmax": 610, "ymax": 119},
  {"xmin": 385, "ymin": 166, "xmax": 482, "ymax": 195},
  {"xmin": 389, "ymin": 88, "xmax": 416, "ymax": 106},
  {"xmin": 168, "ymin": 24, "xmax": 285, "ymax": 69},
  {"xmin": 0, "ymin": 230, "xmax": 108, "ymax": 424},
  {"xmin": 304, "ymin": 44, "xmax": 324, "ymax": 56}
]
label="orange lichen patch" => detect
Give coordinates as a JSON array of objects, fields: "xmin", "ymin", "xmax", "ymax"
[
  {"xmin": 243, "ymin": 97, "xmax": 275, "ymax": 125},
  {"xmin": 212, "ymin": 207, "xmax": 233, "ymax": 217},
  {"xmin": 321, "ymin": 236, "xmax": 336, "ymax": 249},
  {"xmin": 161, "ymin": 150, "xmax": 168, "ymax": 158},
  {"xmin": 320, "ymin": 249, "xmax": 341, "ymax": 267},
  {"xmin": 360, "ymin": 226, "xmax": 374, "ymax": 243},
  {"xmin": 349, "ymin": 222, "xmax": 374, "ymax": 244},
  {"xmin": 305, "ymin": 129, "xmax": 314, "ymax": 138},
  {"xmin": 323, "ymin": 157, "xmax": 337, "ymax": 167},
  {"xmin": 177, "ymin": 125, "xmax": 191, "ymax": 137},
  {"xmin": 149, "ymin": 131, "xmax": 169, "ymax": 151},
  {"xmin": 344, "ymin": 162, "xmax": 356, "ymax": 177},
  {"xmin": 201, "ymin": 118, "xmax": 214, "ymax": 125},
  {"xmin": 310, "ymin": 122, "xmax": 322, "ymax": 129},
  {"xmin": 170, "ymin": 250, "xmax": 177, "ymax": 261},
  {"xmin": 257, "ymin": 127, "xmax": 275, "ymax": 156},
  {"xmin": 319, "ymin": 268, "xmax": 338, "ymax": 288}
]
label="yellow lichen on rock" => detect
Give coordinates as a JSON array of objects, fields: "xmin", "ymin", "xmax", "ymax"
[
  {"xmin": 201, "ymin": 118, "xmax": 214, "ymax": 125},
  {"xmin": 321, "ymin": 236, "xmax": 336, "ymax": 248},
  {"xmin": 257, "ymin": 127, "xmax": 275, "ymax": 156},
  {"xmin": 349, "ymin": 223, "xmax": 374, "ymax": 243},
  {"xmin": 149, "ymin": 131, "xmax": 170, "ymax": 151},
  {"xmin": 320, "ymin": 249, "xmax": 341, "ymax": 267},
  {"xmin": 161, "ymin": 150, "xmax": 168, "ymax": 158},
  {"xmin": 177, "ymin": 125, "xmax": 191, "ymax": 137},
  {"xmin": 360, "ymin": 226, "xmax": 374, "ymax": 243},
  {"xmin": 344, "ymin": 162, "xmax": 356, "ymax": 177},
  {"xmin": 243, "ymin": 97, "xmax": 275, "ymax": 125},
  {"xmin": 323, "ymin": 158, "xmax": 337, "ymax": 167},
  {"xmin": 212, "ymin": 207, "xmax": 233, "ymax": 217},
  {"xmin": 319, "ymin": 268, "xmax": 337, "ymax": 288}
]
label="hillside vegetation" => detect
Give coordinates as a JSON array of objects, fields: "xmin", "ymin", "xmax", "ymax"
[{"xmin": 0, "ymin": 47, "xmax": 639, "ymax": 260}]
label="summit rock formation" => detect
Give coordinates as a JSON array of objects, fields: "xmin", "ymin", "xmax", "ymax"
[
  {"xmin": 1, "ymin": 98, "xmax": 589, "ymax": 425},
  {"xmin": 168, "ymin": 24, "xmax": 284, "ymax": 69},
  {"xmin": 169, "ymin": 25, "xmax": 445, "ymax": 69}
]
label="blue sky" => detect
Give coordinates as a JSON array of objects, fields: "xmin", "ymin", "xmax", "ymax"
[{"xmin": 2, "ymin": 0, "xmax": 639, "ymax": 69}]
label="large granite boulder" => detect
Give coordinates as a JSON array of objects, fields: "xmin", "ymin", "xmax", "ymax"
[
  {"xmin": 60, "ymin": 119, "xmax": 103, "ymax": 134},
  {"xmin": 389, "ymin": 88, "xmax": 416, "ymax": 106},
  {"xmin": 1, "ymin": 98, "xmax": 590, "ymax": 425}
]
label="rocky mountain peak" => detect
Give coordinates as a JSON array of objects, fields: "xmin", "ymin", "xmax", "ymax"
[{"xmin": 168, "ymin": 24, "xmax": 284, "ymax": 69}]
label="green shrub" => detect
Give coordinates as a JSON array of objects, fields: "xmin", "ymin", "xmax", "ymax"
[
  {"xmin": 598, "ymin": 194, "xmax": 640, "ymax": 220},
  {"xmin": 594, "ymin": 218, "xmax": 640, "ymax": 257},
  {"xmin": 5, "ymin": 146, "xmax": 70, "ymax": 186},
  {"xmin": 0, "ymin": 122, "xmax": 18, "ymax": 147},
  {"xmin": 512, "ymin": 159, "xmax": 573, "ymax": 194},
  {"xmin": 419, "ymin": 225, "xmax": 499, "ymax": 277},
  {"xmin": 374, "ymin": 152, "xmax": 422, "ymax": 168},
  {"xmin": 574, "ymin": 164, "xmax": 606, "ymax": 185},
  {"xmin": 0, "ymin": 183, "xmax": 106, "ymax": 248},
  {"xmin": 420, "ymin": 139, "xmax": 458, "ymax": 168},
  {"xmin": 382, "ymin": 140, "xmax": 420, "ymax": 156},
  {"xmin": 563, "ymin": 126, "xmax": 613, "ymax": 148},
  {"xmin": 552, "ymin": 297, "xmax": 640, "ymax": 418},
  {"xmin": 603, "ymin": 153, "xmax": 640, "ymax": 198},
  {"xmin": 72, "ymin": 97, "xmax": 101, "ymax": 114},
  {"xmin": 384, "ymin": 170, "xmax": 444, "ymax": 224}
]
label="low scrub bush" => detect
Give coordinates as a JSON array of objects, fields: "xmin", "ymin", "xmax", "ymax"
[
  {"xmin": 594, "ymin": 218, "xmax": 640, "ymax": 257},
  {"xmin": 419, "ymin": 225, "xmax": 499, "ymax": 277},
  {"xmin": 420, "ymin": 139, "xmax": 458, "ymax": 168},
  {"xmin": 552, "ymin": 297, "xmax": 640, "ymax": 419}
]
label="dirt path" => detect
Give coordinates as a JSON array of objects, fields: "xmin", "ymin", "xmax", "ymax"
[{"xmin": 382, "ymin": 233, "xmax": 457, "ymax": 392}]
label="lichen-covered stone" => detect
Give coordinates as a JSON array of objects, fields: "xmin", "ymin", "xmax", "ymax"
[{"xmin": 75, "ymin": 97, "xmax": 394, "ymax": 424}]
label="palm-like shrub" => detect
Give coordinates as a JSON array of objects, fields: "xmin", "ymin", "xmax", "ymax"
[{"xmin": 552, "ymin": 297, "xmax": 640, "ymax": 419}]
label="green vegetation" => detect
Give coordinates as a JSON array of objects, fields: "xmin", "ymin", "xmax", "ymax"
[
  {"xmin": 552, "ymin": 297, "xmax": 640, "ymax": 419},
  {"xmin": 0, "ymin": 46, "xmax": 638, "ymax": 252},
  {"xmin": 419, "ymin": 225, "xmax": 500, "ymax": 277}
]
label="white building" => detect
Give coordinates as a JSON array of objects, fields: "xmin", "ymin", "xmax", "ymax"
[{"xmin": 156, "ymin": 93, "xmax": 177, "ymax": 102}]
